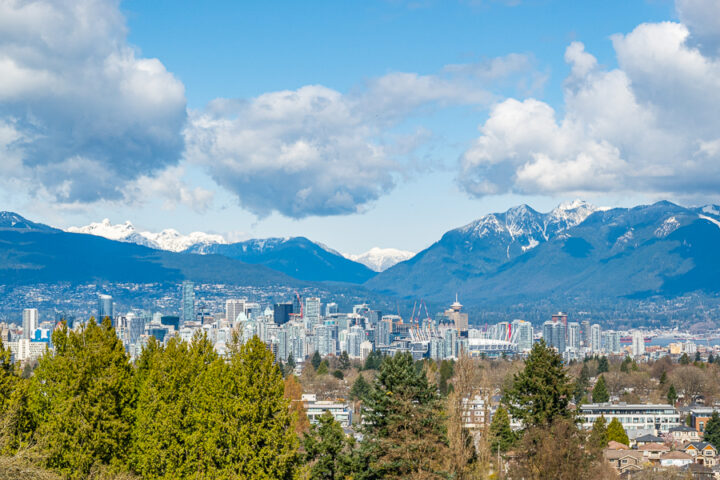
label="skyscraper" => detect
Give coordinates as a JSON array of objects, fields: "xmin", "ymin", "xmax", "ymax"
[
  {"xmin": 543, "ymin": 320, "xmax": 566, "ymax": 352},
  {"xmin": 632, "ymin": 331, "xmax": 645, "ymax": 357},
  {"xmin": 567, "ymin": 322, "xmax": 581, "ymax": 350},
  {"xmin": 22, "ymin": 308, "xmax": 38, "ymax": 339},
  {"xmin": 444, "ymin": 296, "xmax": 469, "ymax": 333},
  {"xmin": 225, "ymin": 299, "xmax": 246, "ymax": 324},
  {"xmin": 581, "ymin": 320, "xmax": 591, "ymax": 348},
  {"xmin": 304, "ymin": 297, "xmax": 321, "ymax": 328},
  {"xmin": 273, "ymin": 302, "xmax": 293, "ymax": 325},
  {"xmin": 590, "ymin": 324, "xmax": 602, "ymax": 353},
  {"xmin": 511, "ymin": 319, "xmax": 534, "ymax": 352},
  {"xmin": 181, "ymin": 281, "xmax": 195, "ymax": 325},
  {"xmin": 98, "ymin": 294, "xmax": 113, "ymax": 321}
]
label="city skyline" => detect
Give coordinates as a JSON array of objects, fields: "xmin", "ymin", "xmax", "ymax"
[{"xmin": 2, "ymin": 0, "xmax": 719, "ymax": 252}]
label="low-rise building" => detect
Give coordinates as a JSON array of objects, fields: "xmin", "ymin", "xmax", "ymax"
[
  {"xmin": 604, "ymin": 450, "xmax": 644, "ymax": 475},
  {"xmin": 669, "ymin": 425, "xmax": 701, "ymax": 444},
  {"xmin": 660, "ymin": 451, "xmax": 693, "ymax": 468},
  {"xmin": 684, "ymin": 442, "xmax": 718, "ymax": 467},
  {"xmin": 580, "ymin": 403, "xmax": 680, "ymax": 437},
  {"xmin": 303, "ymin": 395, "xmax": 353, "ymax": 428}
]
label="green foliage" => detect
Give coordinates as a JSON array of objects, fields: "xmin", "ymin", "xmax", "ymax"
[
  {"xmin": 338, "ymin": 351, "xmax": 351, "ymax": 371},
  {"xmin": 709, "ymin": 353, "xmax": 715, "ymax": 364},
  {"xmin": 317, "ymin": 360, "xmax": 329, "ymax": 375},
  {"xmin": 363, "ymin": 351, "xmax": 383, "ymax": 371},
  {"xmin": 592, "ymin": 375, "xmax": 610, "ymax": 403},
  {"xmin": 303, "ymin": 411, "xmax": 355, "ymax": 480},
  {"xmin": 311, "ymin": 351, "xmax": 322, "ymax": 371},
  {"xmin": 332, "ymin": 370, "xmax": 344, "ymax": 380},
  {"xmin": 703, "ymin": 412, "xmax": 720, "ymax": 450},
  {"xmin": 438, "ymin": 359, "xmax": 454, "ymax": 396},
  {"xmin": 679, "ymin": 353, "xmax": 690, "ymax": 365},
  {"xmin": 350, "ymin": 374, "xmax": 371, "ymax": 402},
  {"xmin": 28, "ymin": 318, "xmax": 136, "ymax": 479},
  {"xmin": 0, "ymin": 339, "xmax": 16, "ymax": 413},
  {"xmin": 695, "ymin": 351, "xmax": 702, "ymax": 362},
  {"xmin": 503, "ymin": 339, "xmax": 574, "ymax": 428},
  {"xmin": 687, "ymin": 413, "xmax": 692, "ymax": 426},
  {"xmin": 606, "ymin": 418, "xmax": 629, "ymax": 446},
  {"xmin": 574, "ymin": 364, "xmax": 590, "ymax": 404},
  {"xmin": 489, "ymin": 406, "xmax": 515, "ymax": 453},
  {"xmin": 667, "ymin": 384, "xmax": 678, "ymax": 405},
  {"xmin": 360, "ymin": 352, "xmax": 448, "ymax": 479},
  {"xmin": 620, "ymin": 356, "xmax": 632, "ymax": 373},
  {"xmin": 659, "ymin": 371, "xmax": 667, "ymax": 385},
  {"xmin": 597, "ymin": 356, "xmax": 609, "ymax": 374},
  {"xmin": 588, "ymin": 415, "xmax": 608, "ymax": 452},
  {"xmin": 286, "ymin": 355, "xmax": 297, "ymax": 375}
]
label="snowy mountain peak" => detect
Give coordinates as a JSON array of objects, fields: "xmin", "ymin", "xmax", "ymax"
[
  {"xmin": 345, "ymin": 247, "xmax": 415, "ymax": 272},
  {"xmin": 66, "ymin": 220, "xmax": 227, "ymax": 252}
]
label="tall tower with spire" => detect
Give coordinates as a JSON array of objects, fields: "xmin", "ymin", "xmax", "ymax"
[{"xmin": 444, "ymin": 294, "xmax": 468, "ymax": 335}]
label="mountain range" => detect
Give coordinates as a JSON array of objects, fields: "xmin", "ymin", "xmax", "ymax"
[{"xmin": 3, "ymin": 200, "xmax": 720, "ymax": 316}]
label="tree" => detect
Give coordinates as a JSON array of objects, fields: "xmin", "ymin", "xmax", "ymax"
[
  {"xmin": 667, "ymin": 384, "xmax": 678, "ymax": 405},
  {"xmin": 606, "ymin": 418, "xmax": 629, "ymax": 446},
  {"xmin": 588, "ymin": 415, "xmax": 608, "ymax": 452},
  {"xmin": 574, "ymin": 364, "xmax": 590, "ymax": 404},
  {"xmin": 27, "ymin": 318, "xmax": 136, "ymax": 479},
  {"xmin": 332, "ymin": 370, "xmax": 344, "ymax": 380},
  {"xmin": 695, "ymin": 351, "xmax": 702, "ymax": 363},
  {"xmin": 597, "ymin": 357, "xmax": 609, "ymax": 374},
  {"xmin": 312, "ymin": 351, "xmax": 323, "ymax": 371},
  {"xmin": 621, "ymin": 357, "xmax": 632, "ymax": 373},
  {"xmin": 286, "ymin": 355, "xmax": 297, "ymax": 375},
  {"xmin": 703, "ymin": 411, "xmax": 720, "ymax": 450},
  {"xmin": 303, "ymin": 411, "xmax": 355, "ymax": 480},
  {"xmin": 350, "ymin": 374, "xmax": 371, "ymax": 402},
  {"xmin": 317, "ymin": 360, "xmax": 329, "ymax": 375},
  {"xmin": 679, "ymin": 353, "xmax": 690, "ymax": 365},
  {"xmin": 709, "ymin": 353, "xmax": 715, "ymax": 364},
  {"xmin": 0, "ymin": 339, "xmax": 17, "ymax": 415},
  {"xmin": 363, "ymin": 351, "xmax": 383, "ymax": 371},
  {"xmin": 445, "ymin": 354, "xmax": 481, "ymax": 480},
  {"xmin": 503, "ymin": 339, "xmax": 574, "ymax": 428},
  {"xmin": 225, "ymin": 336, "xmax": 299, "ymax": 478},
  {"xmin": 438, "ymin": 359, "xmax": 454, "ymax": 396},
  {"xmin": 338, "ymin": 351, "xmax": 351, "ymax": 371},
  {"xmin": 285, "ymin": 374, "xmax": 310, "ymax": 435},
  {"xmin": 489, "ymin": 406, "xmax": 515, "ymax": 453},
  {"xmin": 592, "ymin": 375, "xmax": 610, "ymax": 403},
  {"xmin": 360, "ymin": 352, "xmax": 449, "ymax": 479},
  {"xmin": 659, "ymin": 371, "xmax": 668, "ymax": 385},
  {"xmin": 509, "ymin": 418, "xmax": 615, "ymax": 480}
]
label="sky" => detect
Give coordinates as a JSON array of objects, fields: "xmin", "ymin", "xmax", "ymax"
[{"xmin": 2, "ymin": 0, "xmax": 720, "ymax": 254}]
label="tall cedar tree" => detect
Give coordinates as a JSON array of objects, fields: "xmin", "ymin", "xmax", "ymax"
[
  {"xmin": 350, "ymin": 374, "xmax": 371, "ymax": 402},
  {"xmin": 360, "ymin": 352, "xmax": 449, "ymax": 479},
  {"xmin": 132, "ymin": 332, "xmax": 232, "ymax": 479},
  {"xmin": 597, "ymin": 356, "xmax": 609, "ymax": 373},
  {"xmin": 303, "ymin": 411, "xmax": 355, "ymax": 480},
  {"xmin": 489, "ymin": 406, "xmax": 515, "ymax": 453},
  {"xmin": 574, "ymin": 364, "xmax": 590, "ymax": 404},
  {"xmin": 606, "ymin": 418, "xmax": 629, "ymax": 445},
  {"xmin": 28, "ymin": 318, "xmax": 136, "ymax": 479},
  {"xmin": 703, "ymin": 412, "xmax": 720, "ymax": 450},
  {"xmin": 592, "ymin": 375, "xmax": 610, "ymax": 403},
  {"xmin": 311, "ymin": 351, "xmax": 323, "ymax": 370},
  {"xmin": 226, "ymin": 335, "xmax": 298, "ymax": 479},
  {"xmin": 503, "ymin": 339, "xmax": 574, "ymax": 428},
  {"xmin": 338, "ymin": 351, "xmax": 351, "ymax": 371},
  {"xmin": 667, "ymin": 384, "xmax": 678, "ymax": 405}
]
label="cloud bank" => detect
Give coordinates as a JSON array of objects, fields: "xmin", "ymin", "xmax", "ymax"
[
  {"xmin": 458, "ymin": 0, "xmax": 720, "ymax": 201},
  {"xmin": 0, "ymin": 0, "xmax": 186, "ymax": 203}
]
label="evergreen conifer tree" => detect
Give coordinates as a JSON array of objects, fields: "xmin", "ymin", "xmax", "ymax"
[
  {"xmin": 0, "ymin": 339, "xmax": 16, "ymax": 413},
  {"xmin": 317, "ymin": 360, "xmax": 329, "ymax": 375},
  {"xmin": 606, "ymin": 418, "xmax": 629, "ymax": 445},
  {"xmin": 360, "ymin": 352, "xmax": 449, "ymax": 479},
  {"xmin": 588, "ymin": 415, "xmax": 608, "ymax": 452},
  {"xmin": 503, "ymin": 340, "xmax": 574, "ymax": 428},
  {"xmin": 28, "ymin": 318, "xmax": 136, "ymax": 479},
  {"xmin": 659, "ymin": 371, "xmax": 668, "ymax": 385},
  {"xmin": 592, "ymin": 375, "xmax": 610, "ymax": 403},
  {"xmin": 303, "ymin": 411, "xmax": 355, "ymax": 480},
  {"xmin": 311, "ymin": 351, "xmax": 322, "ymax": 371},
  {"xmin": 679, "ymin": 353, "xmax": 690, "ymax": 365},
  {"xmin": 338, "ymin": 351, "xmax": 351, "ymax": 371},
  {"xmin": 703, "ymin": 412, "xmax": 720, "ymax": 450},
  {"xmin": 667, "ymin": 384, "xmax": 678, "ymax": 405},
  {"xmin": 489, "ymin": 406, "xmax": 515, "ymax": 453},
  {"xmin": 350, "ymin": 374, "xmax": 371, "ymax": 402},
  {"xmin": 597, "ymin": 356, "xmax": 609, "ymax": 374}
]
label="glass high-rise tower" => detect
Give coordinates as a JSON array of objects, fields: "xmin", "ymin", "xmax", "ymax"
[{"xmin": 181, "ymin": 281, "xmax": 195, "ymax": 325}]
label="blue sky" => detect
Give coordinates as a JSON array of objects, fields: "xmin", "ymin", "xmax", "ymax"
[{"xmin": 4, "ymin": 0, "xmax": 720, "ymax": 254}]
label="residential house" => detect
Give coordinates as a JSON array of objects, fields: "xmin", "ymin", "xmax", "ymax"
[
  {"xmin": 604, "ymin": 450, "xmax": 645, "ymax": 475},
  {"xmin": 638, "ymin": 442, "xmax": 670, "ymax": 463},
  {"xmin": 684, "ymin": 442, "xmax": 718, "ymax": 467},
  {"xmin": 660, "ymin": 451, "xmax": 693, "ymax": 468},
  {"xmin": 669, "ymin": 425, "xmax": 701, "ymax": 444}
]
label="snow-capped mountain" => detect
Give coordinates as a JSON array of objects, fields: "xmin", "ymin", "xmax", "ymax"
[
  {"xmin": 66, "ymin": 219, "xmax": 227, "ymax": 252},
  {"xmin": 345, "ymin": 247, "xmax": 415, "ymax": 272}
]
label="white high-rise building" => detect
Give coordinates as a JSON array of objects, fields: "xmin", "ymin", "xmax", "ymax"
[
  {"xmin": 225, "ymin": 299, "xmax": 246, "ymax": 324},
  {"xmin": 590, "ymin": 324, "xmax": 602, "ymax": 353},
  {"xmin": 632, "ymin": 331, "xmax": 645, "ymax": 357},
  {"xmin": 305, "ymin": 297, "xmax": 321, "ymax": 328},
  {"xmin": 22, "ymin": 308, "xmax": 38, "ymax": 340},
  {"xmin": 567, "ymin": 322, "xmax": 581, "ymax": 350}
]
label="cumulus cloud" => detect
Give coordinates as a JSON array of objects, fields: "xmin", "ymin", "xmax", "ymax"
[
  {"xmin": 0, "ymin": 0, "xmax": 186, "ymax": 204},
  {"xmin": 458, "ymin": 9, "xmax": 720, "ymax": 201},
  {"xmin": 185, "ymin": 57, "xmax": 530, "ymax": 218}
]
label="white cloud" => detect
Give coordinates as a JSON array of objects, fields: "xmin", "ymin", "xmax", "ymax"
[
  {"xmin": 185, "ymin": 57, "xmax": 532, "ymax": 218},
  {"xmin": 458, "ymin": 9, "xmax": 720, "ymax": 201},
  {"xmin": 0, "ymin": 0, "xmax": 186, "ymax": 204}
]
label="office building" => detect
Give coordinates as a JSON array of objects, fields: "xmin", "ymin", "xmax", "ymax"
[
  {"xmin": 98, "ymin": 294, "xmax": 113, "ymax": 321},
  {"xmin": 581, "ymin": 320, "xmax": 591, "ymax": 348},
  {"xmin": 305, "ymin": 297, "xmax": 321, "ymax": 328},
  {"xmin": 160, "ymin": 315, "xmax": 180, "ymax": 332},
  {"xmin": 511, "ymin": 320, "xmax": 534, "ymax": 352},
  {"xmin": 22, "ymin": 308, "xmax": 38, "ymax": 340},
  {"xmin": 580, "ymin": 403, "xmax": 680, "ymax": 437},
  {"xmin": 567, "ymin": 322, "xmax": 581, "ymax": 350},
  {"xmin": 542, "ymin": 320, "xmax": 566, "ymax": 352},
  {"xmin": 225, "ymin": 299, "xmax": 246, "ymax": 324},
  {"xmin": 602, "ymin": 331, "xmax": 621, "ymax": 354},
  {"xmin": 273, "ymin": 302, "xmax": 293, "ymax": 325},
  {"xmin": 181, "ymin": 281, "xmax": 195, "ymax": 325},
  {"xmin": 591, "ymin": 324, "xmax": 602, "ymax": 353},
  {"xmin": 325, "ymin": 302, "xmax": 338, "ymax": 317}
]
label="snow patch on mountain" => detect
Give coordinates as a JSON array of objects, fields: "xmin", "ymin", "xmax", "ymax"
[
  {"xmin": 699, "ymin": 215, "xmax": 720, "ymax": 230},
  {"xmin": 67, "ymin": 219, "xmax": 227, "ymax": 252},
  {"xmin": 345, "ymin": 247, "xmax": 415, "ymax": 272},
  {"xmin": 655, "ymin": 217, "xmax": 680, "ymax": 238}
]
